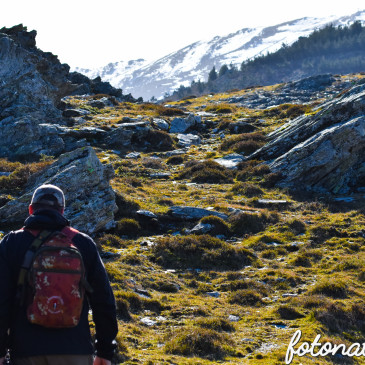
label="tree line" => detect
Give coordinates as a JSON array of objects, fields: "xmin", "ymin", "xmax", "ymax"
[{"xmin": 169, "ymin": 22, "xmax": 365, "ymax": 100}]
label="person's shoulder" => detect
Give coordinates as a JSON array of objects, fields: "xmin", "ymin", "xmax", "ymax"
[
  {"xmin": 1, "ymin": 229, "xmax": 25, "ymax": 243},
  {"xmin": 66, "ymin": 226, "xmax": 96, "ymax": 247}
]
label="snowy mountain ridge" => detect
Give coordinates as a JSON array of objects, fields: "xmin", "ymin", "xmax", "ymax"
[{"xmin": 73, "ymin": 10, "xmax": 365, "ymax": 100}]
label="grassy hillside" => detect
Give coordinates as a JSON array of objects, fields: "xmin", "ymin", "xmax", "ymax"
[{"xmin": 1, "ymin": 75, "xmax": 365, "ymax": 364}]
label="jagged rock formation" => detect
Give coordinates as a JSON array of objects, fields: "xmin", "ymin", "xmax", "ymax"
[
  {"xmin": 0, "ymin": 25, "xmax": 137, "ymax": 159},
  {"xmin": 251, "ymin": 81, "xmax": 365, "ymax": 194},
  {"xmin": 0, "ymin": 147, "xmax": 117, "ymax": 234}
]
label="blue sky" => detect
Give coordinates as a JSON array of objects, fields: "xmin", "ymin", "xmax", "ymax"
[{"xmin": 1, "ymin": 0, "xmax": 364, "ymax": 68}]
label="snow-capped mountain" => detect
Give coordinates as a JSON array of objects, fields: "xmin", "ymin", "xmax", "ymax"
[{"xmin": 74, "ymin": 10, "xmax": 365, "ymax": 100}]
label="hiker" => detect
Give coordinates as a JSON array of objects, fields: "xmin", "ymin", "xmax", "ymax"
[{"xmin": 0, "ymin": 184, "xmax": 118, "ymax": 365}]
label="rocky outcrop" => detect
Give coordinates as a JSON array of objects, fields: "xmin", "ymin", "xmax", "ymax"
[
  {"xmin": 0, "ymin": 147, "xmax": 117, "ymax": 234},
  {"xmin": 251, "ymin": 82, "xmax": 365, "ymax": 194},
  {"xmin": 0, "ymin": 25, "xmax": 137, "ymax": 159},
  {"xmin": 251, "ymin": 81, "xmax": 365, "ymax": 161},
  {"xmin": 224, "ymin": 75, "xmax": 343, "ymax": 109},
  {"xmin": 0, "ymin": 118, "xmax": 66, "ymax": 158},
  {"xmin": 169, "ymin": 114, "xmax": 201, "ymax": 133},
  {"xmin": 176, "ymin": 134, "xmax": 201, "ymax": 147},
  {"xmin": 270, "ymin": 116, "xmax": 365, "ymax": 194},
  {"xmin": 103, "ymin": 122, "xmax": 151, "ymax": 149}
]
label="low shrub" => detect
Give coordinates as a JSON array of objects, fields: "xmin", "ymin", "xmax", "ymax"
[
  {"xmin": 310, "ymin": 279, "xmax": 347, "ymax": 299},
  {"xmin": 195, "ymin": 317, "xmax": 235, "ymax": 332},
  {"xmin": 230, "ymin": 182, "xmax": 263, "ymax": 197},
  {"xmin": 0, "ymin": 158, "xmax": 22, "ymax": 172},
  {"xmin": 228, "ymin": 289, "xmax": 263, "ymax": 306},
  {"xmin": 277, "ymin": 305, "xmax": 304, "ymax": 320},
  {"xmin": 336, "ymin": 257, "xmax": 363, "ymax": 271},
  {"xmin": 114, "ymin": 290, "xmax": 162, "ymax": 314},
  {"xmin": 261, "ymin": 249, "xmax": 277, "ymax": 259},
  {"xmin": 262, "ymin": 104, "xmax": 312, "ymax": 119},
  {"xmin": 261, "ymin": 172, "xmax": 283, "ymax": 188},
  {"xmin": 114, "ymin": 292, "xmax": 131, "ymax": 321},
  {"xmin": 236, "ymin": 164, "xmax": 272, "ymax": 182},
  {"xmin": 229, "ymin": 210, "xmax": 279, "ymax": 236},
  {"xmin": 145, "ymin": 129, "xmax": 175, "ymax": 151},
  {"xmin": 178, "ymin": 160, "xmax": 234, "ymax": 184},
  {"xmin": 221, "ymin": 132, "xmax": 266, "ymax": 155},
  {"xmin": 298, "ymin": 295, "xmax": 330, "ymax": 309},
  {"xmin": 0, "ymin": 161, "xmax": 51, "ymax": 193},
  {"xmin": 166, "ymin": 155, "xmax": 185, "ymax": 165},
  {"xmin": 121, "ymin": 254, "xmax": 142, "ymax": 265},
  {"xmin": 114, "ymin": 333, "xmax": 129, "ymax": 363},
  {"xmin": 97, "ymin": 234, "xmax": 126, "ymax": 248},
  {"xmin": 165, "ymin": 327, "xmax": 233, "ymax": 360},
  {"xmin": 287, "ymin": 219, "xmax": 306, "ymax": 235},
  {"xmin": 143, "ymin": 298, "xmax": 163, "ymax": 313},
  {"xmin": 157, "ymin": 198, "xmax": 174, "ymax": 206},
  {"xmin": 151, "ymin": 234, "xmax": 255, "ymax": 270},
  {"xmin": 291, "ymin": 254, "xmax": 312, "ymax": 267},
  {"xmin": 309, "ymin": 225, "xmax": 343, "ymax": 244},
  {"xmin": 315, "ymin": 302, "xmax": 365, "ymax": 333},
  {"xmin": 359, "ymin": 269, "xmax": 365, "ymax": 281},
  {"xmin": 205, "ymin": 103, "xmax": 235, "ymax": 114},
  {"xmin": 114, "ymin": 192, "xmax": 140, "ymax": 218},
  {"xmin": 116, "ymin": 218, "xmax": 141, "ymax": 237},
  {"xmin": 121, "ymin": 176, "xmax": 143, "ymax": 187},
  {"xmin": 141, "ymin": 157, "xmax": 164, "ymax": 169},
  {"xmin": 150, "ymin": 279, "xmax": 180, "ymax": 293},
  {"xmin": 236, "ymin": 159, "xmax": 262, "ymax": 171},
  {"xmin": 199, "ymin": 215, "xmax": 230, "ymax": 235}
]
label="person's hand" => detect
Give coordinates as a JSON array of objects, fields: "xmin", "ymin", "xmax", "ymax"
[
  {"xmin": 93, "ymin": 356, "xmax": 111, "ymax": 365},
  {"xmin": 0, "ymin": 357, "xmax": 5, "ymax": 365}
]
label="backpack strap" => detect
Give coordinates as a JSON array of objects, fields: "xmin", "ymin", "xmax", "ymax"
[{"xmin": 16, "ymin": 230, "xmax": 55, "ymax": 305}]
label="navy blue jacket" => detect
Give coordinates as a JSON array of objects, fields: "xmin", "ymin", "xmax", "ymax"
[{"xmin": 0, "ymin": 210, "xmax": 118, "ymax": 360}]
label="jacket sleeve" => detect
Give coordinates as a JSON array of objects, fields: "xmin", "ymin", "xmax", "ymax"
[
  {"xmin": 75, "ymin": 234, "xmax": 118, "ymax": 360},
  {"xmin": 0, "ymin": 234, "xmax": 15, "ymax": 358}
]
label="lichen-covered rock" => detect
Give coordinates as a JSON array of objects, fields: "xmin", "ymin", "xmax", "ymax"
[
  {"xmin": 169, "ymin": 114, "xmax": 201, "ymax": 133},
  {"xmin": 103, "ymin": 121, "xmax": 151, "ymax": 149},
  {"xmin": 249, "ymin": 82, "xmax": 365, "ymax": 194},
  {"xmin": 251, "ymin": 81, "xmax": 365, "ymax": 161},
  {"xmin": 0, "ymin": 147, "xmax": 117, "ymax": 234},
  {"xmin": 177, "ymin": 133, "xmax": 201, "ymax": 147},
  {"xmin": 0, "ymin": 25, "xmax": 134, "ymax": 159},
  {"xmin": 0, "ymin": 117, "xmax": 65, "ymax": 159},
  {"xmin": 270, "ymin": 116, "xmax": 365, "ymax": 194}
]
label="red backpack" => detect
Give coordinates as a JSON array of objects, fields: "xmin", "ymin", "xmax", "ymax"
[{"xmin": 17, "ymin": 227, "xmax": 91, "ymax": 328}]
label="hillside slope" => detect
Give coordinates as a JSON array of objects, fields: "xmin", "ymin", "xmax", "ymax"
[
  {"xmin": 2, "ymin": 72, "xmax": 365, "ymax": 364},
  {"xmin": 75, "ymin": 10, "xmax": 365, "ymax": 100}
]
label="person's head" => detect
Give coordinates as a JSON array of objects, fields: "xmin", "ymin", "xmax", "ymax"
[{"xmin": 29, "ymin": 184, "xmax": 65, "ymax": 215}]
